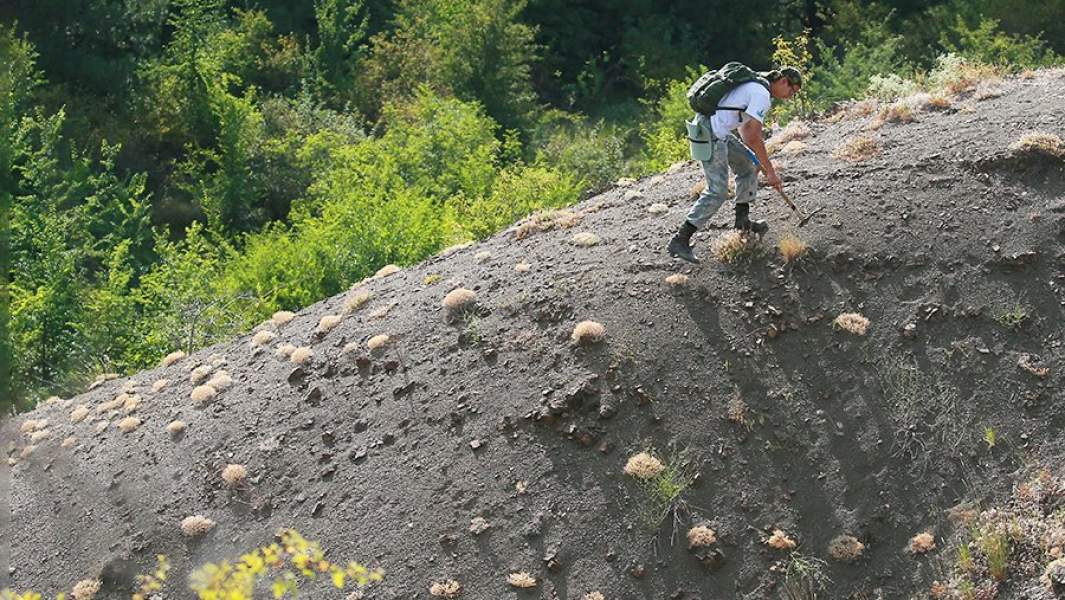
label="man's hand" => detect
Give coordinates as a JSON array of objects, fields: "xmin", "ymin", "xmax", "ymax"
[{"xmin": 765, "ymin": 170, "xmax": 783, "ymax": 193}]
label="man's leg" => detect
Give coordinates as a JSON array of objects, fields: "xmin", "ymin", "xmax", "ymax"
[
  {"xmin": 668, "ymin": 138, "xmax": 729, "ymax": 263},
  {"xmin": 727, "ymin": 135, "xmax": 767, "ymax": 234}
]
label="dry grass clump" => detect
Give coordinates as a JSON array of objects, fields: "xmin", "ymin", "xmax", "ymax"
[
  {"xmin": 317, "ymin": 315, "xmax": 343, "ymax": 335},
  {"xmin": 727, "ymin": 395, "xmax": 749, "ymax": 428},
  {"xmin": 207, "ymin": 371, "xmax": 233, "ymax": 391},
  {"xmin": 167, "ymin": 420, "xmax": 187, "ymax": 436},
  {"xmin": 251, "ymin": 330, "xmax": 276, "ymax": 347},
  {"xmin": 909, "ymin": 531, "xmax": 936, "ymax": 554},
  {"xmin": 61, "ymin": 436, "xmax": 77, "ymax": 449},
  {"xmin": 87, "ymin": 372, "xmax": 119, "ymax": 391},
  {"xmin": 778, "ymin": 234, "xmax": 809, "ymax": 263},
  {"xmin": 275, "ymin": 343, "xmax": 297, "ymax": 358},
  {"xmin": 926, "ymin": 93, "xmax": 952, "ymax": 109},
  {"xmin": 514, "ymin": 209, "xmax": 583, "ymax": 240},
  {"xmin": 833, "ymin": 312, "xmax": 870, "ymax": 336},
  {"xmin": 375, "ymin": 264, "xmax": 401, "ymax": 278},
  {"xmin": 833, "ymin": 135, "xmax": 881, "ymax": 162},
  {"xmin": 290, "ymin": 346, "xmax": 314, "ymax": 365},
  {"xmin": 475, "ymin": 250, "xmax": 492, "ymax": 263},
  {"xmin": 930, "ymin": 55, "xmax": 1001, "ymax": 96},
  {"xmin": 367, "ymin": 334, "xmax": 390, "ymax": 350},
  {"xmin": 442, "ymin": 288, "xmax": 477, "ymax": 311},
  {"xmin": 30, "ymin": 430, "xmax": 50, "ymax": 444},
  {"xmin": 94, "ymin": 421, "xmax": 109, "ymax": 434},
  {"xmin": 767, "ymin": 120, "xmax": 811, "ymax": 154},
  {"xmin": 221, "ymin": 463, "xmax": 247, "ymax": 487},
  {"xmin": 687, "ymin": 525, "xmax": 718, "ymax": 548},
  {"xmin": 44, "ymin": 395, "xmax": 63, "ymax": 405},
  {"xmin": 19, "ymin": 445, "xmax": 36, "ymax": 459},
  {"xmin": 72, "ymin": 579, "xmax": 101, "ymax": 600},
  {"xmin": 181, "ymin": 514, "xmax": 217, "ymax": 537},
  {"xmin": 506, "ymin": 572, "xmax": 537, "ymax": 589},
  {"xmin": 122, "ymin": 394, "xmax": 141, "ymax": 413},
  {"xmin": 190, "ymin": 365, "xmax": 213, "ymax": 384},
  {"xmin": 344, "ymin": 290, "xmax": 373, "ymax": 314},
  {"xmin": 1009, "ymin": 131, "xmax": 1065, "ymax": 158},
  {"xmin": 272, "ymin": 310, "xmax": 296, "ymax": 326},
  {"xmin": 583, "ymin": 593, "xmax": 606, "ymax": 600},
  {"xmin": 571, "ymin": 232, "xmax": 601, "ymax": 247},
  {"xmin": 117, "ymin": 417, "xmax": 142, "ymax": 433},
  {"xmin": 161, "ymin": 350, "xmax": 186, "ymax": 367},
  {"xmin": 711, "ymin": 230, "xmax": 762, "ymax": 264},
  {"xmin": 766, "ymin": 529, "xmax": 797, "ymax": 550},
  {"xmin": 429, "ymin": 580, "xmax": 462, "ymax": 598},
  {"xmin": 20, "ymin": 419, "xmax": 44, "ymax": 434},
  {"xmin": 208, "ymin": 353, "xmax": 226, "ymax": 366},
  {"xmin": 190, "ymin": 385, "xmax": 218, "ymax": 405},
  {"xmin": 647, "ymin": 203, "xmax": 669, "ymax": 215},
  {"xmin": 469, "ymin": 516, "xmax": 491, "ymax": 535},
  {"xmin": 95, "ymin": 395, "xmax": 123, "ymax": 414},
  {"xmin": 571, "ymin": 320, "xmax": 606, "ymax": 346},
  {"xmin": 514, "ymin": 262, "xmax": 531, "ymax": 272},
  {"xmin": 665, "ymin": 273, "xmax": 689, "ymax": 287},
  {"xmin": 152, "ymin": 379, "xmax": 170, "ymax": 393},
  {"xmin": 70, "ymin": 405, "xmax": 90, "ymax": 423},
  {"xmin": 779, "ymin": 140, "xmax": 808, "ymax": 155},
  {"xmin": 624, "ymin": 452, "xmax": 665, "ymax": 479},
  {"xmin": 828, "ymin": 535, "xmax": 865, "ymax": 562}
]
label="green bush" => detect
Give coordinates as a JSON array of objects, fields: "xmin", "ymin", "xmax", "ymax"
[
  {"xmin": 639, "ymin": 67, "xmax": 701, "ymax": 174},
  {"xmin": 941, "ymin": 16, "xmax": 1061, "ymax": 71},
  {"xmin": 806, "ymin": 23, "xmax": 909, "ymax": 111},
  {"xmin": 531, "ymin": 110, "xmax": 626, "ymax": 193}
]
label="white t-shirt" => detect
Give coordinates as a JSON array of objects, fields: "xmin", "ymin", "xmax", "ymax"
[{"xmin": 709, "ymin": 81, "xmax": 771, "ymax": 140}]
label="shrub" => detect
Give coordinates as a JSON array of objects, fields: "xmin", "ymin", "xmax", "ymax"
[
  {"xmin": 833, "ymin": 312, "xmax": 870, "ymax": 336},
  {"xmin": 221, "ymin": 463, "xmax": 247, "ymax": 487},
  {"xmin": 624, "ymin": 452, "xmax": 665, "ymax": 479},
  {"xmin": 640, "ymin": 67, "xmax": 700, "ymax": 172},
  {"xmin": 687, "ymin": 525, "xmax": 717, "ymax": 548},
  {"xmin": 1009, "ymin": 132, "xmax": 1065, "ymax": 158},
  {"xmin": 928, "ymin": 53, "xmax": 1001, "ymax": 96},
  {"xmin": 532, "ymin": 111, "xmax": 626, "ymax": 193},
  {"xmin": 290, "ymin": 347, "xmax": 314, "ymax": 365},
  {"xmin": 910, "ymin": 532, "xmax": 936, "ymax": 554},
  {"xmin": 459, "ymin": 165, "xmax": 580, "ymax": 240},
  {"xmin": 181, "ymin": 515, "xmax": 217, "ymax": 538},
  {"xmin": 866, "ymin": 74, "xmax": 921, "ymax": 102},
  {"xmin": 572, "ymin": 321, "xmax": 606, "ymax": 346},
  {"xmin": 514, "ymin": 209, "xmax": 584, "ymax": 240},
  {"xmin": 778, "ymin": 234, "xmax": 809, "ymax": 263}
]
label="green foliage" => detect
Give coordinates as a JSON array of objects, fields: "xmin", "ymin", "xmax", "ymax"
[
  {"xmin": 531, "ymin": 110, "xmax": 627, "ymax": 193},
  {"xmin": 941, "ymin": 15, "xmax": 1061, "ymax": 70},
  {"xmin": 805, "ymin": 23, "xmax": 909, "ymax": 112},
  {"xmin": 311, "ymin": 0, "xmax": 369, "ymax": 99},
  {"xmin": 639, "ymin": 67, "xmax": 701, "ymax": 173}
]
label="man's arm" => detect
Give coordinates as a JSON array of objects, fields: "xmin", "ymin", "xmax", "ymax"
[{"xmin": 738, "ymin": 118, "xmax": 782, "ymax": 192}]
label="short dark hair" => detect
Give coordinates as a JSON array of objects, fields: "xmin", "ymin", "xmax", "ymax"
[{"xmin": 766, "ymin": 66, "xmax": 803, "ymax": 87}]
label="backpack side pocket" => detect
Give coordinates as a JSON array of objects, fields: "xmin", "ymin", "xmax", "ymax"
[{"xmin": 686, "ymin": 118, "xmax": 713, "ymax": 162}]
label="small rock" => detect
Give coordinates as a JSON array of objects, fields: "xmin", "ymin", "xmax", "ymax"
[{"xmin": 469, "ymin": 439, "xmax": 484, "ymax": 450}]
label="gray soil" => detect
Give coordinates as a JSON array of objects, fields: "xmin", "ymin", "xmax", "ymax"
[{"xmin": 3, "ymin": 69, "xmax": 1065, "ymax": 600}]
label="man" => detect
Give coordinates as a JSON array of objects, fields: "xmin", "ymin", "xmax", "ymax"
[{"xmin": 667, "ymin": 66, "xmax": 803, "ymax": 264}]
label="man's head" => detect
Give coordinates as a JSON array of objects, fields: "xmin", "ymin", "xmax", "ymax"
[{"xmin": 766, "ymin": 66, "xmax": 803, "ymax": 100}]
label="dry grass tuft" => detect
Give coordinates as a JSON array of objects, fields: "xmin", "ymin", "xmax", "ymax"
[
  {"xmin": 61, "ymin": 436, "xmax": 77, "ymax": 449},
  {"xmin": 647, "ymin": 203, "xmax": 669, "ymax": 215},
  {"xmin": 161, "ymin": 351, "xmax": 186, "ymax": 367},
  {"xmin": 207, "ymin": 371, "xmax": 233, "ymax": 391},
  {"xmin": 167, "ymin": 420, "xmax": 187, "ymax": 436},
  {"xmin": 221, "ymin": 463, "xmax": 247, "ymax": 487},
  {"xmin": 19, "ymin": 445, "xmax": 36, "ymax": 459},
  {"xmin": 828, "ymin": 535, "xmax": 865, "ymax": 562},
  {"xmin": 152, "ymin": 379, "xmax": 170, "ymax": 393},
  {"xmin": 191, "ymin": 385, "xmax": 218, "ymax": 405},
  {"xmin": 624, "ymin": 452, "xmax": 665, "ymax": 479},
  {"xmin": 251, "ymin": 330, "xmax": 276, "ymax": 347},
  {"xmin": 20, "ymin": 419, "xmax": 43, "ymax": 434},
  {"xmin": 778, "ymin": 234, "xmax": 809, "ymax": 263},
  {"xmin": 344, "ymin": 290, "xmax": 373, "ymax": 314},
  {"xmin": 95, "ymin": 396, "xmax": 123, "ymax": 414},
  {"xmin": 272, "ymin": 310, "xmax": 296, "ymax": 326},
  {"xmin": 514, "ymin": 209, "xmax": 583, "ymax": 240},
  {"xmin": 727, "ymin": 395, "xmax": 749, "ymax": 428},
  {"xmin": 121, "ymin": 394, "xmax": 141, "ymax": 414},
  {"xmin": 290, "ymin": 346, "xmax": 314, "ymax": 365},
  {"xmin": 767, "ymin": 120, "xmax": 812, "ymax": 154},
  {"xmin": 514, "ymin": 262, "xmax": 531, "ymax": 272},
  {"xmin": 711, "ymin": 231, "xmax": 762, "ymax": 264},
  {"xmin": 571, "ymin": 232, "xmax": 601, "ymax": 247},
  {"xmin": 1009, "ymin": 131, "xmax": 1065, "ymax": 158},
  {"xmin": 687, "ymin": 525, "xmax": 718, "ymax": 548},
  {"xmin": 316, "ymin": 315, "xmax": 343, "ymax": 335},
  {"xmin": 665, "ymin": 274, "xmax": 689, "ymax": 287},
  {"xmin": 833, "ymin": 312, "xmax": 870, "ymax": 336},
  {"xmin": 583, "ymin": 593, "xmax": 606, "ymax": 600},
  {"xmin": 30, "ymin": 430, "xmax": 50, "ymax": 444},
  {"xmin": 926, "ymin": 93, "xmax": 952, "ymax": 109},
  {"xmin": 766, "ymin": 529, "xmax": 797, "ymax": 550},
  {"xmin": 45, "ymin": 395, "xmax": 63, "ymax": 405},
  {"xmin": 779, "ymin": 140, "xmax": 808, "ymax": 155},
  {"xmin": 94, "ymin": 421, "xmax": 109, "ymax": 434},
  {"xmin": 440, "ymin": 241, "xmax": 473, "ymax": 256},
  {"xmin": 442, "ymin": 288, "xmax": 477, "ymax": 311},
  {"xmin": 469, "ymin": 516, "xmax": 491, "ymax": 535},
  {"xmin": 571, "ymin": 320, "xmax": 606, "ymax": 346},
  {"xmin": 429, "ymin": 580, "xmax": 462, "ymax": 598},
  {"xmin": 881, "ymin": 102, "xmax": 915, "ymax": 124},
  {"xmin": 70, "ymin": 406, "xmax": 90, "ymax": 424},
  {"xmin": 506, "ymin": 572, "xmax": 537, "ymax": 589},
  {"xmin": 181, "ymin": 514, "xmax": 217, "ymax": 538},
  {"xmin": 375, "ymin": 264, "xmax": 401, "ymax": 278},
  {"xmin": 275, "ymin": 343, "xmax": 297, "ymax": 358},
  {"xmin": 475, "ymin": 250, "xmax": 492, "ymax": 263},
  {"xmin": 117, "ymin": 417, "xmax": 142, "ymax": 433},
  {"xmin": 72, "ymin": 579, "xmax": 101, "ymax": 600},
  {"xmin": 367, "ymin": 334, "xmax": 390, "ymax": 351},
  {"xmin": 909, "ymin": 531, "xmax": 936, "ymax": 554},
  {"xmin": 190, "ymin": 365, "xmax": 213, "ymax": 384},
  {"xmin": 833, "ymin": 135, "xmax": 881, "ymax": 162}
]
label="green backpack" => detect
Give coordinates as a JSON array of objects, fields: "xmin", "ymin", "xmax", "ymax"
[{"xmin": 687, "ymin": 62, "xmax": 770, "ymax": 115}]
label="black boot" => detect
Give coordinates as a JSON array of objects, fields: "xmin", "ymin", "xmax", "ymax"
[
  {"xmin": 667, "ymin": 220, "xmax": 699, "ymax": 264},
  {"xmin": 735, "ymin": 203, "xmax": 768, "ymax": 235}
]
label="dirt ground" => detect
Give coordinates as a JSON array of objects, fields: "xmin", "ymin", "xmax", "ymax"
[{"xmin": 3, "ymin": 69, "xmax": 1064, "ymax": 600}]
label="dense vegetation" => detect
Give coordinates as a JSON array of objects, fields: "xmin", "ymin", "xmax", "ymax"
[{"xmin": 0, "ymin": 0, "xmax": 1061, "ymax": 411}]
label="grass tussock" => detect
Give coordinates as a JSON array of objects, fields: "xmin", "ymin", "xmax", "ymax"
[
  {"xmin": 506, "ymin": 572, "xmax": 537, "ymax": 589},
  {"xmin": 833, "ymin": 135, "xmax": 881, "ymax": 162},
  {"xmin": 665, "ymin": 273, "xmax": 689, "ymax": 287},
  {"xmin": 778, "ymin": 234, "xmax": 809, "ymax": 263},
  {"xmin": 375, "ymin": 264, "xmax": 401, "ymax": 278},
  {"xmin": 583, "ymin": 593, "xmax": 606, "ymax": 600},
  {"xmin": 275, "ymin": 343, "xmax": 297, "ymax": 358},
  {"xmin": 316, "ymin": 315, "xmax": 342, "ymax": 335},
  {"xmin": 206, "ymin": 371, "xmax": 233, "ymax": 391},
  {"xmin": 909, "ymin": 531, "xmax": 936, "ymax": 554},
  {"xmin": 93, "ymin": 421, "xmax": 109, "ymax": 434},
  {"xmin": 514, "ymin": 209, "xmax": 583, "ymax": 240},
  {"xmin": 70, "ymin": 406, "xmax": 90, "ymax": 423},
  {"xmin": 272, "ymin": 310, "xmax": 296, "ymax": 326},
  {"xmin": 624, "ymin": 451, "xmax": 665, "ymax": 479},
  {"xmin": 647, "ymin": 202, "xmax": 669, "ymax": 215},
  {"xmin": 191, "ymin": 385, "xmax": 218, "ymax": 405},
  {"xmin": 833, "ymin": 312, "xmax": 870, "ymax": 336},
  {"xmin": 72, "ymin": 579, "xmax": 101, "ymax": 600},
  {"xmin": 475, "ymin": 250, "xmax": 491, "ymax": 262},
  {"xmin": 767, "ymin": 120, "xmax": 812, "ymax": 154},
  {"xmin": 367, "ymin": 334, "xmax": 390, "ymax": 350},
  {"xmin": 1009, "ymin": 131, "xmax": 1065, "ymax": 158},
  {"xmin": 290, "ymin": 346, "xmax": 314, "ymax": 365},
  {"xmin": 571, "ymin": 320, "xmax": 606, "ymax": 346},
  {"xmin": 779, "ymin": 140, "xmax": 808, "ymax": 155},
  {"xmin": 167, "ymin": 420, "xmax": 187, "ymax": 436},
  {"xmin": 190, "ymin": 365, "xmax": 213, "ymax": 384},
  {"xmin": 767, "ymin": 529, "xmax": 798, "ymax": 550},
  {"xmin": 181, "ymin": 515, "xmax": 217, "ymax": 538},
  {"xmin": 344, "ymin": 290, "xmax": 373, "ymax": 314},
  {"xmin": 828, "ymin": 535, "xmax": 865, "ymax": 562},
  {"xmin": 61, "ymin": 436, "xmax": 77, "ymax": 448},
  {"xmin": 122, "ymin": 394, "xmax": 141, "ymax": 414},
  {"xmin": 687, "ymin": 525, "xmax": 718, "ymax": 548},
  {"xmin": 514, "ymin": 262, "xmax": 531, "ymax": 272},
  {"xmin": 19, "ymin": 419, "xmax": 44, "ymax": 433},
  {"xmin": 221, "ymin": 463, "xmax": 247, "ymax": 487},
  {"xmin": 711, "ymin": 230, "xmax": 764, "ymax": 264},
  {"xmin": 152, "ymin": 379, "xmax": 170, "ymax": 393},
  {"xmin": 251, "ymin": 330, "xmax": 276, "ymax": 347},
  {"xmin": 571, "ymin": 232, "xmax": 600, "ymax": 247},
  {"xmin": 161, "ymin": 351, "xmax": 186, "ymax": 367},
  {"xmin": 117, "ymin": 416, "xmax": 142, "ymax": 433},
  {"xmin": 442, "ymin": 288, "xmax": 477, "ymax": 311},
  {"xmin": 29, "ymin": 430, "xmax": 50, "ymax": 443},
  {"xmin": 429, "ymin": 580, "xmax": 461, "ymax": 598}
]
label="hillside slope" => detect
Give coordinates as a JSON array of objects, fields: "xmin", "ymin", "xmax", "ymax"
[{"xmin": 4, "ymin": 69, "xmax": 1065, "ymax": 600}]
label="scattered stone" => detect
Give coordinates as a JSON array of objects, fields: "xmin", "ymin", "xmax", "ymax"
[
  {"xmin": 469, "ymin": 517, "xmax": 491, "ymax": 535},
  {"xmin": 647, "ymin": 203, "xmax": 669, "ymax": 215}
]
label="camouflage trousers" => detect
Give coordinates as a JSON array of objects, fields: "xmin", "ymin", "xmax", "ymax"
[{"xmin": 685, "ymin": 121, "xmax": 758, "ymax": 229}]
